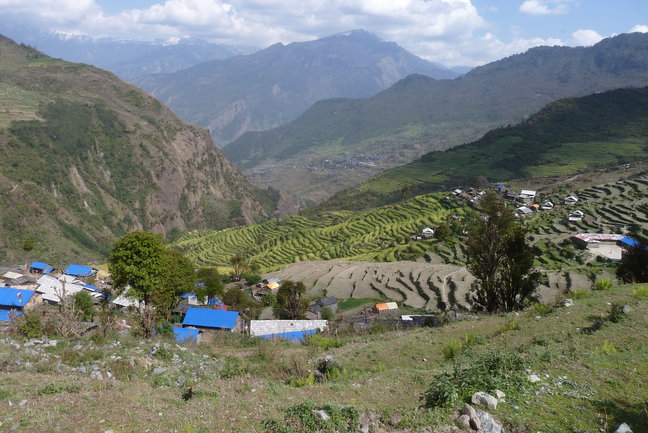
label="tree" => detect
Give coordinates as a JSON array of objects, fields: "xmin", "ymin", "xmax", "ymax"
[
  {"xmin": 195, "ymin": 267, "xmax": 224, "ymax": 303},
  {"xmin": 276, "ymin": 280, "xmax": 310, "ymax": 319},
  {"xmin": 229, "ymin": 254, "xmax": 249, "ymax": 281},
  {"xmin": 222, "ymin": 287, "xmax": 262, "ymax": 319},
  {"xmin": 108, "ymin": 231, "xmax": 196, "ymax": 334},
  {"xmin": 465, "ymin": 193, "xmax": 539, "ymax": 312},
  {"xmin": 434, "ymin": 223, "xmax": 453, "ymax": 242},
  {"xmin": 616, "ymin": 246, "xmax": 648, "ymax": 283},
  {"xmin": 109, "ymin": 231, "xmax": 168, "ymax": 306},
  {"xmin": 73, "ymin": 291, "xmax": 95, "ymax": 321}
]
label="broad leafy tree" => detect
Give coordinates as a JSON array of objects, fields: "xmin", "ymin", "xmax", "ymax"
[
  {"xmin": 465, "ymin": 193, "xmax": 539, "ymax": 312},
  {"xmin": 222, "ymin": 287, "xmax": 262, "ymax": 319},
  {"xmin": 195, "ymin": 267, "xmax": 224, "ymax": 303},
  {"xmin": 109, "ymin": 231, "xmax": 196, "ymax": 332},
  {"xmin": 229, "ymin": 254, "xmax": 249, "ymax": 281},
  {"xmin": 276, "ymin": 280, "xmax": 310, "ymax": 319}
]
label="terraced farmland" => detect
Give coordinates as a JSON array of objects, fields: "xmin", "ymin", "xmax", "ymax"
[{"xmin": 175, "ymin": 193, "xmax": 470, "ymax": 270}]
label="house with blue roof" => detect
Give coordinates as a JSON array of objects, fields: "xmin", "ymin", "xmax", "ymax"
[
  {"xmin": 63, "ymin": 264, "xmax": 98, "ymax": 278},
  {"xmin": 172, "ymin": 326, "xmax": 200, "ymax": 343},
  {"xmin": 618, "ymin": 237, "xmax": 648, "ymax": 251},
  {"xmin": 182, "ymin": 307, "xmax": 242, "ymax": 332},
  {"xmin": 0, "ymin": 287, "xmax": 38, "ymax": 322},
  {"xmin": 29, "ymin": 262, "xmax": 54, "ymax": 275}
]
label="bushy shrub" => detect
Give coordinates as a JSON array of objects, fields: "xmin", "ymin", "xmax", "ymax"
[
  {"xmin": 73, "ymin": 291, "xmax": 95, "ymax": 321},
  {"xmin": 531, "ymin": 302, "xmax": 553, "ymax": 315},
  {"xmin": 18, "ymin": 312, "xmax": 42, "ymax": 338},
  {"xmin": 421, "ymin": 373, "xmax": 459, "ymax": 408},
  {"xmin": 607, "ymin": 302, "xmax": 626, "ymax": 323},
  {"xmin": 593, "ymin": 278, "xmax": 613, "ymax": 291},
  {"xmin": 422, "ymin": 349, "xmax": 528, "ymax": 409},
  {"xmin": 220, "ymin": 355, "xmax": 250, "ymax": 379},
  {"xmin": 600, "ymin": 340, "xmax": 617, "ymax": 354},
  {"xmin": 442, "ymin": 339, "xmax": 463, "ymax": 360},
  {"xmin": 320, "ymin": 307, "xmax": 334, "ymax": 320},
  {"xmin": 261, "ymin": 401, "xmax": 359, "ymax": 433}
]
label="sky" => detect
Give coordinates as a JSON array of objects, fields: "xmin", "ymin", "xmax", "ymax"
[{"xmin": 0, "ymin": 0, "xmax": 646, "ymax": 66}]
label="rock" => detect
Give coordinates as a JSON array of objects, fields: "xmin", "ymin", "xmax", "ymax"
[
  {"xmin": 494, "ymin": 389, "xmax": 506, "ymax": 400},
  {"xmin": 614, "ymin": 423, "xmax": 633, "ymax": 433},
  {"xmin": 312, "ymin": 409, "xmax": 330, "ymax": 421},
  {"xmin": 153, "ymin": 367, "xmax": 167, "ymax": 375},
  {"xmin": 563, "ymin": 298, "xmax": 574, "ymax": 307},
  {"xmin": 90, "ymin": 371, "xmax": 103, "ymax": 380},
  {"xmin": 528, "ymin": 374, "xmax": 542, "ymax": 383},
  {"xmin": 621, "ymin": 305, "xmax": 632, "ymax": 314},
  {"xmin": 462, "ymin": 404, "xmax": 481, "ymax": 430},
  {"xmin": 471, "ymin": 392, "xmax": 498, "ymax": 410},
  {"xmin": 104, "ymin": 430, "xmax": 115, "ymax": 433},
  {"xmin": 456, "ymin": 414, "xmax": 471, "ymax": 429},
  {"xmin": 387, "ymin": 413, "xmax": 402, "ymax": 427},
  {"xmin": 18, "ymin": 400, "xmax": 27, "ymax": 406},
  {"xmin": 477, "ymin": 410, "xmax": 503, "ymax": 433},
  {"xmin": 79, "ymin": 366, "xmax": 87, "ymax": 374}
]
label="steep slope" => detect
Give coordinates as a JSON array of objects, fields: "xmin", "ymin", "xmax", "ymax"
[
  {"xmin": 224, "ymin": 32, "xmax": 648, "ymax": 204},
  {"xmin": 320, "ymin": 86, "xmax": 648, "ymax": 210},
  {"xmin": 0, "ymin": 35, "xmax": 275, "ymax": 264},
  {"xmin": 133, "ymin": 29, "xmax": 457, "ymax": 146},
  {"xmin": 0, "ymin": 22, "xmax": 251, "ymax": 80}
]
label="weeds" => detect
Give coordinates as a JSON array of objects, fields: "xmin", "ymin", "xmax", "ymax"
[
  {"xmin": 599, "ymin": 340, "xmax": 618, "ymax": 354},
  {"xmin": 261, "ymin": 401, "xmax": 359, "ymax": 433},
  {"xmin": 38, "ymin": 382, "xmax": 80, "ymax": 395},
  {"xmin": 593, "ymin": 278, "xmax": 613, "ymax": 291},
  {"xmin": 442, "ymin": 339, "xmax": 463, "ymax": 360},
  {"xmin": 305, "ymin": 334, "xmax": 345, "ymax": 350},
  {"xmin": 569, "ymin": 289, "xmax": 591, "ymax": 299},
  {"xmin": 632, "ymin": 286, "xmax": 648, "ymax": 298}
]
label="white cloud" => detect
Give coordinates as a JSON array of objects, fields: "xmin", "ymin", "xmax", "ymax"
[
  {"xmin": 630, "ymin": 24, "xmax": 648, "ymax": 33},
  {"xmin": 519, "ymin": 0, "xmax": 570, "ymax": 16},
  {"xmin": 0, "ymin": 0, "xmax": 610, "ymax": 66},
  {"xmin": 572, "ymin": 29, "xmax": 603, "ymax": 46}
]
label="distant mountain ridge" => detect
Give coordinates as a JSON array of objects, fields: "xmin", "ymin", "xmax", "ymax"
[
  {"xmin": 0, "ymin": 22, "xmax": 252, "ymax": 80},
  {"xmin": 133, "ymin": 29, "xmax": 458, "ymax": 146},
  {"xmin": 0, "ymin": 35, "xmax": 274, "ymax": 264},
  {"xmin": 222, "ymin": 32, "xmax": 648, "ymax": 205}
]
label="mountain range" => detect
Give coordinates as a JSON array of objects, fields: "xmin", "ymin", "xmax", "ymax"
[
  {"xmin": 133, "ymin": 30, "xmax": 458, "ymax": 146},
  {"xmin": 0, "ymin": 22, "xmax": 252, "ymax": 80},
  {"xmin": 0, "ymin": 35, "xmax": 275, "ymax": 264},
  {"xmin": 223, "ymin": 32, "xmax": 648, "ymax": 206}
]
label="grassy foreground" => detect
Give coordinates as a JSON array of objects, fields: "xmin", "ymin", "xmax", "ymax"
[{"xmin": 0, "ymin": 284, "xmax": 646, "ymax": 432}]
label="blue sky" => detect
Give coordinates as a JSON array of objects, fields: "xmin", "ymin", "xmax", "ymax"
[{"xmin": 0, "ymin": 0, "xmax": 646, "ymax": 66}]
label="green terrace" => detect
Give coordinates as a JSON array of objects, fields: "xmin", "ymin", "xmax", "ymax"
[{"xmin": 175, "ymin": 193, "xmax": 471, "ymax": 270}]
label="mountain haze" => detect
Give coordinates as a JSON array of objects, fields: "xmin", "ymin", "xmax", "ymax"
[
  {"xmin": 0, "ymin": 23, "xmax": 251, "ymax": 80},
  {"xmin": 224, "ymin": 32, "xmax": 648, "ymax": 205},
  {"xmin": 133, "ymin": 30, "xmax": 458, "ymax": 146},
  {"xmin": 0, "ymin": 35, "xmax": 274, "ymax": 264}
]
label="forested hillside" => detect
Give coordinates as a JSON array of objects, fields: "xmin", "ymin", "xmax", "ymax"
[{"xmin": 0, "ymin": 35, "xmax": 276, "ymax": 264}]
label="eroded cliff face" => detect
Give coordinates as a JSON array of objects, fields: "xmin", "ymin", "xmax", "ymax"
[{"xmin": 0, "ymin": 35, "xmax": 271, "ymax": 263}]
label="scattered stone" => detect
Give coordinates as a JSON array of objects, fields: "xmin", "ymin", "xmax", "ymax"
[
  {"xmin": 456, "ymin": 414, "xmax": 471, "ymax": 429},
  {"xmin": 104, "ymin": 430, "xmax": 115, "ymax": 433},
  {"xmin": 471, "ymin": 392, "xmax": 498, "ymax": 410},
  {"xmin": 621, "ymin": 305, "xmax": 632, "ymax": 315},
  {"xmin": 563, "ymin": 298, "xmax": 574, "ymax": 307},
  {"xmin": 462, "ymin": 404, "xmax": 481, "ymax": 430},
  {"xmin": 477, "ymin": 410, "xmax": 503, "ymax": 433},
  {"xmin": 312, "ymin": 409, "xmax": 330, "ymax": 421},
  {"xmin": 387, "ymin": 413, "xmax": 402, "ymax": 427},
  {"xmin": 18, "ymin": 400, "xmax": 27, "ymax": 406},
  {"xmin": 494, "ymin": 389, "xmax": 506, "ymax": 400},
  {"xmin": 79, "ymin": 366, "xmax": 87, "ymax": 374},
  {"xmin": 528, "ymin": 374, "xmax": 542, "ymax": 383},
  {"xmin": 153, "ymin": 367, "xmax": 167, "ymax": 375},
  {"xmin": 614, "ymin": 423, "xmax": 633, "ymax": 433},
  {"xmin": 90, "ymin": 371, "xmax": 103, "ymax": 380}
]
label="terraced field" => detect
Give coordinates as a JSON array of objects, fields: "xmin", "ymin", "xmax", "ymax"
[{"xmin": 175, "ymin": 193, "xmax": 471, "ymax": 270}]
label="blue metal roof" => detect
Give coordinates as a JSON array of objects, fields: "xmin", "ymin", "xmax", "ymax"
[
  {"xmin": 0, "ymin": 309, "xmax": 23, "ymax": 321},
  {"xmin": 43, "ymin": 267, "xmax": 53, "ymax": 275},
  {"xmin": 207, "ymin": 297, "xmax": 222, "ymax": 305},
  {"xmin": 64, "ymin": 264, "xmax": 98, "ymax": 277},
  {"xmin": 180, "ymin": 293, "xmax": 196, "ymax": 299},
  {"xmin": 173, "ymin": 326, "xmax": 199, "ymax": 343},
  {"xmin": 182, "ymin": 307, "xmax": 239, "ymax": 329},
  {"xmin": 619, "ymin": 237, "xmax": 648, "ymax": 250},
  {"xmin": 259, "ymin": 329, "xmax": 316, "ymax": 343},
  {"xmin": 83, "ymin": 284, "xmax": 101, "ymax": 292},
  {"xmin": 0, "ymin": 287, "xmax": 35, "ymax": 308},
  {"xmin": 30, "ymin": 261, "xmax": 50, "ymax": 270}
]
